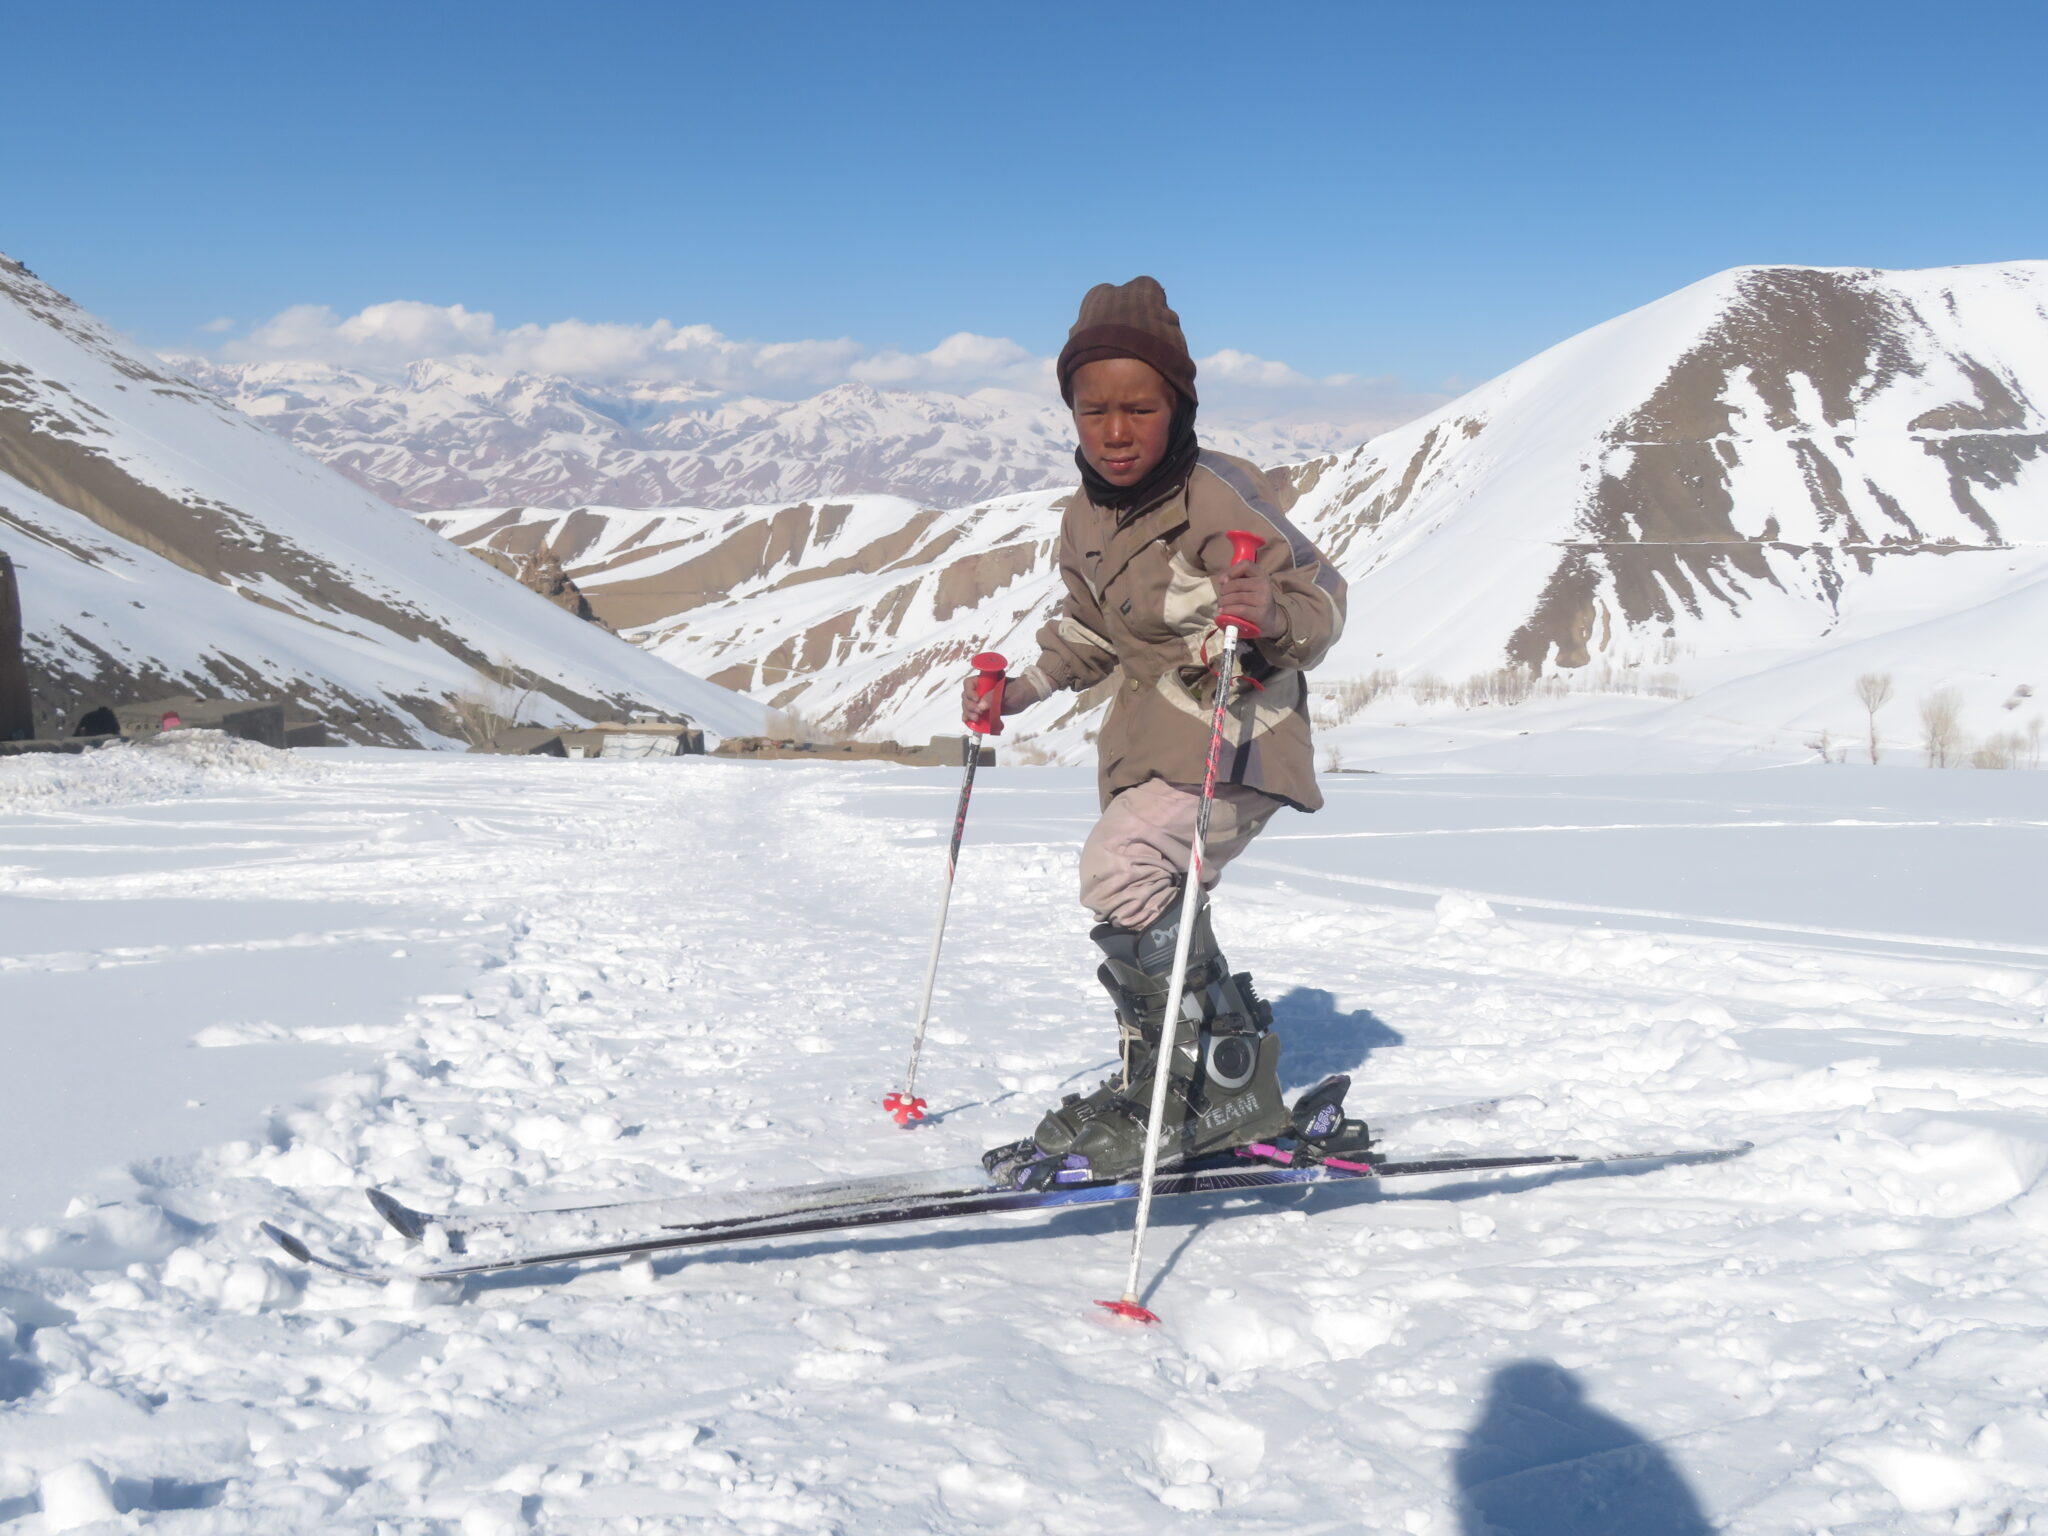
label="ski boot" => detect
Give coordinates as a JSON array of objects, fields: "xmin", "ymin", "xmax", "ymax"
[
  {"xmin": 983, "ymin": 893, "xmax": 1293, "ymax": 1188},
  {"xmin": 982, "ymin": 916, "xmax": 1179, "ymax": 1186}
]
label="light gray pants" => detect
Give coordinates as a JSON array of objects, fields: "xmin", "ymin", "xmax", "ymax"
[{"xmin": 1078, "ymin": 779, "xmax": 1282, "ymax": 930}]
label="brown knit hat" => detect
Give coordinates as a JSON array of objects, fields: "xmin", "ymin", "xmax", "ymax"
[{"xmin": 1055, "ymin": 276, "xmax": 1198, "ymax": 406}]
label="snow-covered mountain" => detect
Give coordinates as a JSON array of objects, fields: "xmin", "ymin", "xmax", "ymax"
[
  {"xmin": 420, "ymin": 491, "xmax": 1072, "ymax": 740},
  {"xmin": 177, "ymin": 357, "xmax": 1351, "ymax": 512},
  {"xmin": 422, "ymin": 262, "xmax": 2048, "ymax": 767},
  {"xmin": 1293, "ymin": 262, "xmax": 2047, "ymax": 667},
  {"xmin": 0, "ymin": 254, "xmax": 762, "ymax": 744},
  {"xmin": 1283, "ymin": 260, "xmax": 2048, "ymax": 763}
]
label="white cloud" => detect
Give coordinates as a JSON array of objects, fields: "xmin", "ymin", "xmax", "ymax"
[
  {"xmin": 214, "ymin": 300, "xmax": 1438, "ymax": 432},
  {"xmin": 1193, "ymin": 348, "xmax": 1446, "ymax": 438},
  {"xmin": 1198, "ymin": 348, "xmax": 1339, "ymax": 388},
  {"xmin": 850, "ymin": 331, "xmax": 1052, "ymax": 391},
  {"xmin": 199, "ymin": 316, "xmax": 235, "ymax": 334},
  {"xmin": 239, "ymin": 300, "xmax": 499, "ymax": 363},
  {"xmin": 224, "ymin": 301, "xmax": 926, "ymax": 395}
]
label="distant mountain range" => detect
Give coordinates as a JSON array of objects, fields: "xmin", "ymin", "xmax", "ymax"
[
  {"xmin": 10, "ymin": 249, "xmax": 2040, "ymax": 766},
  {"xmin": 421, "ymin": 261, "xmax": 2048, "ymax": 765},
  {"xmin": 175, "ymin": 358, "xmax": 1354, "ymax": 513},
  {"xmin": 0, "ymin": 254, "xmax": 760, "ymax": 744}
]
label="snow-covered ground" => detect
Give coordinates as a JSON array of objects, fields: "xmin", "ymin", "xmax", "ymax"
[
  {"xmin": 3, "ymin": 738, "xmax": 2046, "ymax": 1533},
  {"xmin": 1305, "ymin": 684, "xmax": 2043, "ymax": 777}
]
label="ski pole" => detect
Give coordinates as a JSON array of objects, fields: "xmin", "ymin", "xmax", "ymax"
[
  {"xmin": 1098, "ymin": 531, "xmax": 1266, "ymax": 1323},
  {"xmin": 884, "ymin": 650, "xmax": 1007, "ymax": 1126}
]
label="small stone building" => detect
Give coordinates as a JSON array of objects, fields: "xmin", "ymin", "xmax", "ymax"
[
  {"xmin": 470, "ymin": 726, "xmax": 571, "ymax": 757},
  {"xmin": 113, "ymin": 695, "xmax": 288, "ymax": 749},
  {"xmin": 571, "ymin": 720, "xmax": 707, "ymax": 759},
  {"xmin": 0, "ymin": 553, "xmax": 30, "ymax": 743},
  {"xmin": 712, "ymin": 735, "xmax": 993, "ymax": 767},
  {"xmin": 470, "ymin": 717, "xmax": 706, "ymax": 759}
]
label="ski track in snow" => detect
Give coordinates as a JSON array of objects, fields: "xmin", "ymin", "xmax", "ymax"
[{"xmin": 2, "ymin": 747, "xmax": 2047, "ymax": 1533}]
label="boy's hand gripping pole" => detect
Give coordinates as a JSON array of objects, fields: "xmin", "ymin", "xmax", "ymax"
[
  {"xmin": 1097, "ymin": 532, "xmax": 1265, "ymax": 1322},
  {"xmin": 885, "ymin": 652, "xmax": 1007, "ymax": 1125}
]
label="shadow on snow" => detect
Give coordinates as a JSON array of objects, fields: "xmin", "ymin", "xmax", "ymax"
[
  {"xmin": 1455, "ymin": 1359, "xmax": 1716, "ymax": 1536},
  {"xmin": 1270, "ymin": 985, "xmax": 1403, "ymax": 1085}
]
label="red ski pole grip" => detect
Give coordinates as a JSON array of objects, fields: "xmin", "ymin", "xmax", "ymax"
[
  {"xmin": 1216, "ymin": 530, "xmax": 1268, "ymax": 639},
  {"xmin": 969, "ymin": 651, "xmax": 1007, "ymax": 737}
]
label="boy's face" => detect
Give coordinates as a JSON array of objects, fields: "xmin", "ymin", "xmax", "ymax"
[{"xmin": 1070, "ymin": 357, "xmax": 1177, "ymax": 488}]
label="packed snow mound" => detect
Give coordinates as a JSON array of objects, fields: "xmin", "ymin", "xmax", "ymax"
[
  {"xmin": 0, "ymin": 252, "xmax": 763, "ymax": 744},
  {"xmin": 179, "ymin": 359, "xmax": 1351, "ymax": 513},
  {"xmin": 0, "ymin": 730, "xmax": 325, "ymax": 809}
]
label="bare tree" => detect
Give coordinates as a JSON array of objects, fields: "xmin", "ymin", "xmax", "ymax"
[
  {"xmin": 763, "ymin": 705, "xmax": 815, "ymax": 743},
  {"xmin": 1457, "ymin": 665, "xmax": 1537, "ymax": 709},
  {"xmin": 1314, "ymin": 672, "xmax": 1397, "ymax": 725},
  {"xmin": 1919, "ymin": 687, "xmax": 1964, "ymax": 769},
  {"xmin": 449, "ymin": 655, "xmax": 537, "ymax": 749},
  {"xmin": 1410, "ymin": 672, "xmax": 1451, "ymax": 706},
  {"xmin": 1855, "ymin": 672, "xmax": 1894, "ymax": 765},
  {"xmin": 1973, "ymin": 733, "xmax": 2022, "ymax": 769},
  {"xmin": 1804, "ymin": 726, "xmax": 1843, "ymax": 764}
]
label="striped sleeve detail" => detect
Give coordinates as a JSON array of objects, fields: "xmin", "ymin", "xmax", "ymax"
[
  {"xmin": 1057, "ymin": 615, "xmax": 1116, "ymax": 655},
  {"xmin": 1197, "ymin": 453, "xmax": 1347, "ymax": 604}
]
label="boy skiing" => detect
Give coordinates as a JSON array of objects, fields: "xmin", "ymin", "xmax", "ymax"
[{"xmin": 965, "ymin": 277, "xmax": 1353, "ymax": 1189}]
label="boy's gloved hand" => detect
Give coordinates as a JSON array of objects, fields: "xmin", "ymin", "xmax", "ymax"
[
  {"xmin": 1212, "ymin": 562, "xmax": 1279, "ymax": 635},
  {"xmin": 961, "ymin": 665, "xmax": 1045, "ymax": 730}
]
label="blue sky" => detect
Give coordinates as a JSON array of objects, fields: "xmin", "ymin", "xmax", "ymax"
[{"xmin": 3, "ymin": 0, "xmax": 2041, "ymax": 423}]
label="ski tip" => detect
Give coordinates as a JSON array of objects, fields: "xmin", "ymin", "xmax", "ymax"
[
  {"xmin": 1094, "ymin": 1298, "xmax": 1160, "ymax": 1325},
  {"xmin": 1617, "ymin": 1140, "xmax": 1755, "ymax": 1166},
  {"xmin": 260, "ymin": 1221, "xmax": 314, "ymax": 1265},
  {"xmin": 882, "ymin": 1092, "xmax": 928, "ymax": 1126},
  {"xmin": 367, "ymin": 1187, "xmax": 429, "ymax": 1242}
]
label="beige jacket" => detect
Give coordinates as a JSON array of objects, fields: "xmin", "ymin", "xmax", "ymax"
[{"xmin": 1028, "ymin": 450, "xmax": 1347, "ymax": 812}]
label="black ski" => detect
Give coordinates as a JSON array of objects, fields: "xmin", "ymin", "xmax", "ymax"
[
  {"xmin": 263, "ymin": 1137, "xmax": 1748, "ymax": 1283},
  {"xmin": 359, "ymin": 1092, "xmax": 1529, "ymax": 1255}
]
